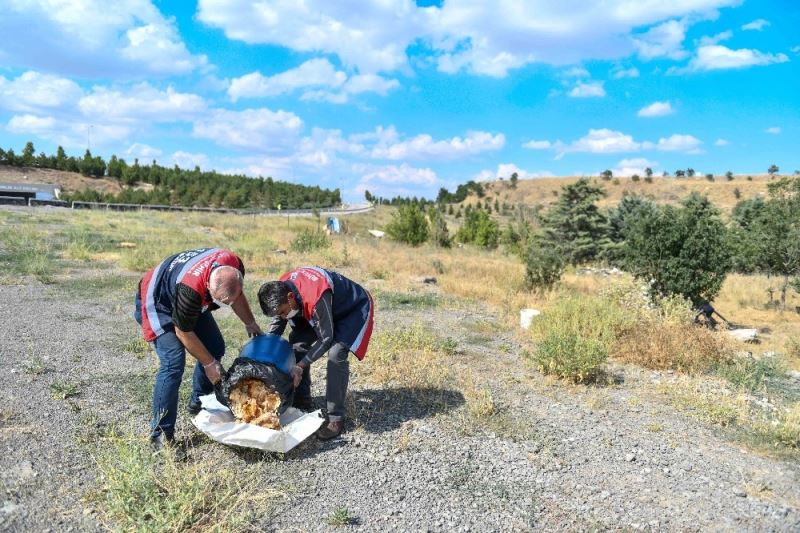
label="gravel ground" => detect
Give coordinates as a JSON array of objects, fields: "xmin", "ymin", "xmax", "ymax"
[{"xmin": 1, "ymin": 279, "xmax": 799, "ymax": 532}]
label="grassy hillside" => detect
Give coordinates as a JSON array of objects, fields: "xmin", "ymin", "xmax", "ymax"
[{"xmin": 467, "ymin": 174, "xmax": 779, "ymax": 214}]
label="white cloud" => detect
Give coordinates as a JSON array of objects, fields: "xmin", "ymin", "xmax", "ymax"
[
  {"xmin": 523, "ymin": 140, "xmax": 552, "ymax": 150},
  {"xmin": 0, "ymin": 0, "xmax": 207, "ymax": 78},
  {"xmin": 560, "ymin": 128, "xmax": 641, "ymax": 156},
  {"xmin": 611, "ymin": 66, "xmax": 640, "ymax": 79},
  {"xmin": 474, "ymin": 163, "xmax": 553, "ymax": 182},
  {"xmin": 197, "ymin": 0, "xmax": 740, "ymax": 76},
  {"xmin": 359, "ymin": 163, "xmax": 437, "ymax": 186},
  {"xmin": 683, "ymin": 45, "xmax": 789, "ymax": 71},
  {"xmin": 563, "ymin": 66, "xmax": 590, "ymax": 78},
  {"xmin": 568, "ymin": 81, "xmax": 606, "ymax": 98},
  {"xmin": 536, "ymin": 128, "xmax": 703, "ymax": 158},
  {"xmin": 634, "ymin": 19, "xmax": 689, "ymax": 60},
  {"xmin": 792, "ymin": 46, "xmax": 800, "ymax": 54},
  {"xmin": 612, "ymin": 158, "xmax": 658, "ymax": 177},
  {"xmin": 79, "ymin": 84, "xmax": 206, "ymax": 121},
  {"xmin": 0, "ymin": 71, "xmax": 83, "ymax": 113},
  {"xmin": 228, "ymin": 59, "xmax": 347, "ymax": 101},
  {"xmin": 370, "ymin": 130, "xmax": 505, "ymax": 160},
  {"xmin": 7, "ymin": 114, "xmax": 56, "ymax": 134},
  {"xmin": 652, "ymin": 134, "xmax": 702, "ymax": 152},
  {"xmin": 171, "ymin": 151, "xmax": 211, "ymax": 169},
  {"xmin": 192, "ymin": 108, "xmax": 304, "ymax": 150},
  {"xmin": 766, "ymin": 126, "xmax": 781, "ymax": 134},
  {"xmin": 741, "ymin": 19, "xmax": 770, "ymax": 31},
  {"xmin": 126, "ymin": 143, "xmax": 162, "ymax": 160},
  {"xmin": 638, "ymin": 101, "xmax": 674, "ymax": 117},
  {"xmin": 714, "ymin": 138, "xmax": 729, "ymax": 146},
  {"xmin": 697, "ymin": 30, "xmax": 732, "ymax": 46},
  {"xmin": 301, "ymin": 73, "xmax": 400, "ymax": 104},
  {"xmin": 6, "ymin": 114, "xmax": 131, "ymax": 148},
  {"xmin": 121, "ymin": 22, "xmax": 208, "ymax": 74}
]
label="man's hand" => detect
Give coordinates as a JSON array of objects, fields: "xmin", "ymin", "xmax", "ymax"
[
  {"xmin": 290, "ymin": 365, "xmax": 303, "ymax": 388},
  {"xmin": 245, "ymin": 321, "xmax": 264, "ymax": 338},
  {"xmin": 203, "ymin": 360, "xmax": 224, "ymax": 385}
]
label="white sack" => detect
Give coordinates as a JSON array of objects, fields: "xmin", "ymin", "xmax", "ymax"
[{"xmin": 192, "ymin": 393, "xmax": 325, "ymax": 452}]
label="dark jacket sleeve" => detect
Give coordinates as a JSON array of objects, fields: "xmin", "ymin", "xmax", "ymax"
[
  {"xmin": 172, "ymin": 283, "xmax": 203, "ymax": 332},
  {"xmin": 300, "ymin": 290, "xmax": 335, "ymax": 366},
  {"xmin": 267, "ymin": 315, "xmax": 287, "ymax": 336}
]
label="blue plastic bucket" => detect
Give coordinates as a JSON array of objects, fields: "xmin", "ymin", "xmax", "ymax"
[{"xmin": 238, "ymin": 334, "xmax": 294, "ymax": 375}]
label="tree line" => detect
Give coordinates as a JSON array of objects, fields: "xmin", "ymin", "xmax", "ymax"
[
  {"xmin": 0, "ymin": 142, "xmax": 341, "ymax": 209},
  {"xmin": 384, "ymin": 175, "xmax": 800, "ymax": 310}
]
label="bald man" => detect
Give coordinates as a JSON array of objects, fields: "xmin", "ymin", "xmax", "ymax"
[{"xmin": 134, "ymin": 247, "xmax": 263, "ymax": 448}]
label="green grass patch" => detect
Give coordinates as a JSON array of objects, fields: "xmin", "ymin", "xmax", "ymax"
[
  {"xmin": 326, "ymin": 508, "xmax": 358, "ymax": 527},
  {"xmin": 50, "ymin": 380, "xmax": 81, "ymax": 400},
  {"xmin": 375, "ymin": 291, "xmax": 440, "ymax": 310},
  {"xmin": 0, "ymin": 225, "xmax": 56, "ymax": 283},
  {"xmin": 290, "ymin": 229, "xmax": 330, "ymax": 253},
  {"xmin": 714, "ymin": 356, "xmax": 781, "ymax": 392},
  {"xmin": 56, "ymin": 273, "xmax": 138, "ymax": 298},
  {"xmin": 91, "ymin": 434, "xmax": 274, "ymax": 531}
]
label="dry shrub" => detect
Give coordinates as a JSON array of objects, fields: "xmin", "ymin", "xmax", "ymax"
[{"xmin": 614, "ymin": 320, "xmax": 733, "ymax": 373}]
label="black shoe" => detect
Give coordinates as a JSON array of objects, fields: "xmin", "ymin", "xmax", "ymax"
[
  {"xmin": 150, "ymin": 433, "xmax": 173, "ymax": 453},
  {"xmin": 316, "ymin": 419, "xmax": 344, "ymax": 440},
  {"xmin": 187, "ymin": 400, "xmax": 203, "ymax": 415},
  {"xmin": 292, "ymin": 396, "xmax": 314, "ymax": 411}
]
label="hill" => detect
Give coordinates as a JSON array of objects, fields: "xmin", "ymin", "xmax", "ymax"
[
  {"xmin": 0, "ymin": 165, "xmax": 128, "ymax": 195},
  {"xmin": 466, "ymin": 174, "xmax": 779, "ymax": 214}
]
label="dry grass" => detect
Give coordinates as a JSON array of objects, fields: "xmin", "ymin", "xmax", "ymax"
[
  {"xmin": 474, "ymin": 174, "xmax": 777, "ymax": 213},
  {"xmin": 614, "ymin": 321, "xmax": 734, "ymax": 373}
]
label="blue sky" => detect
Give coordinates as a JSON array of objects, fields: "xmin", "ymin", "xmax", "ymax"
[{"xmin": 0, "ymin": 1, "xmax": 797, "ymax": 201}]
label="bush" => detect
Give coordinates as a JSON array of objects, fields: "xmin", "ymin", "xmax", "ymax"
[
  {"xmin": 427, "ymin": 207, "xmax": 451, "ymax": 247},
  {"xmin": 290, "ymin": 229, "xmax": 330, "ymax": 253},
  {"xmin": 624, "ymin": 193, "xmax": 731, "ymax": 306},
  {"xmin": 386, "ymin": 204, "xmax": 429, "ymax": 246},
  {"xmin": 528, "ymin": 294, "xmax": 632, "ymax": 383},
  {"xmin": 533, "ymin": 332, "xmax": 608, "ymax": 384},
  {"xmin": 455, "ymin": 209, "xmax": 499, "ymax": 249},
  {"xmin": 523, "ymin": 244, "xmax": 564, "ymax": 292}
]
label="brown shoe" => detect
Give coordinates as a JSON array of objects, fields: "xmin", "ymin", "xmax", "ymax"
[{"xmin": 316, "ymin": 420, "xmax": 344, "ymax": 440}]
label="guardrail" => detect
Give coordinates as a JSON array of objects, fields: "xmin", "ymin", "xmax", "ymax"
[
  {"xmin": 0, "ymin": 195, "xmax": 27, "ymax": 206},
  {"xmin": 69, "ymin": 201, "xmax": 373, "ymax": 216}
]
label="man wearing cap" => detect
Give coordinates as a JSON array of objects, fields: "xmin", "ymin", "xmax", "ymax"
[
  {"xmin": 258, "ymin": 267, "xmax": 374, "ymax": 440},
  {"xmin": 134, "ymin": 247, "xmax": 263, "ymax": 449}
]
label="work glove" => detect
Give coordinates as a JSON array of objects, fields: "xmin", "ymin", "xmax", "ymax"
[
  {"xmin": 203, "ymin": 360, "xmax": 224, "ymax": 385},
  {"xmin": 245, "ymin": 321, "xmax": 264, "ymax": 338},
  {"xmin": 290, "ymin": 365, "xmax": 304, "ymax": 388}
]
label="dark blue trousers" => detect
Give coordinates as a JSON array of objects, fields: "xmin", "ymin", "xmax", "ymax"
[{"xmin": 135, "ymin": 306, "xmax": 225, "ymax": 439}]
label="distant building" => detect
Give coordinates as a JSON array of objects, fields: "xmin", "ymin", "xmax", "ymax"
[{"xmin": 0, "ymin": 182, "xmax": 60, "ymax": 201}]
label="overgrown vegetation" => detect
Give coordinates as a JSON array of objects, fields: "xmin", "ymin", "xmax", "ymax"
[
  {"xmin": 290, "ymin": 229, "xmax": 330, "ymax": 253},
  {"xmin": 92, "ymin": 434, "xmax": 273, "ymax": 531}
]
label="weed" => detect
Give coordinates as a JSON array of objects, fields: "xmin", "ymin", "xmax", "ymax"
[
  {"xmin": 50, "ymin": 380, "xmax": 80, "ymax": 400},
  {"xmin": 646, "ymin": 423, "xmax": 663, "ymax": 432},
  {"xmin": 122, "ymin": 337, "xmax": 151, "ymax": 358},
  {"xmin": 533, "ymin": 332, "xmax": 608, "ymax": 384},
  {"xmin": 445, "ymin": 464, "xmax": 474, "ymax": 488},
  {"xmin": 466, "ymin": 384, "xmax": 496, "ymax": 418},
  {"xmin": 376, "ymin": 291, "xmax": 439, "ymax": 310},
  {"xmin": 440, "ymin": 337, "xmax": 458, "ymax": 355},
  {"xmin": 0, "ymin": 225, "xmax": 55, "ymax": 283},
  {"xmin": 92, "ymin": 433, "xmax": 274, "ymax": 531},
  {"xmin": 57, "ymin": 274, "xmax": 137, "ymax": 298},
  {"xmin": 432, "ymin": 259, "xmax": 445, "ymax": 274},
  {"xmin": 369, "ymin": 268, "xmax": 390, "ymax": 280},
  {"xmin": 326, "ymin": 508, "xmax": 357, "ymax": 527},
  {"xmin": 24, "ymin": 356, "xmax": 46, "ymax": 375},
  {"xmin": 714, "ymin": 356, "xmax": 780, "ymax": 392},
  {"xmin": 290, "ymin": 229, "xmax": 330, "ymax": 253}
]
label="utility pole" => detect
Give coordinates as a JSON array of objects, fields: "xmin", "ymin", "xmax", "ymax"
[{"xmin": 87, "ymin": 124, "xmax": 93, "ymax": 152}]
